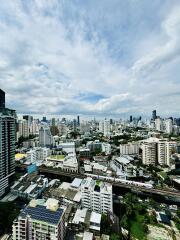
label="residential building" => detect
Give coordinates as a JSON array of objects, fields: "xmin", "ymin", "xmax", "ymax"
[
  {"xmin": 165, "ymin": 119, "xmax": 173, "ymax": 134},
  {"xmin": 12, "ymin": 198, "xmax": 67, "ymax": 240},
  {"xmin": 120, "ymin": 142, "xmax": 139, "ymax": 155},
  {"xmin": 99, "ymin": 119, "xmax": 110, "ymax": 137},
  {"xmin": 0, "ymin": 101, "xmax": 16, "ymax": 197},
  {"xmin": 142, "ymin": 139, "xmax": 157, "ymax": 165},
  {"xmin": 142, "ymin": 138, "xmax": 177, "ymax": 166},
  {"xmin": 18, "ymin": 119, "xmax": 29, "ymax": 138},
  {"xmin": 39, "ymin": 126, "xmax": 53, "ymax": 147},
  {"xmin": 155, "ymin": 117, "xmax": 163, "ymax": 131},
  {"xmin": 81, "ymin": 177, "xmax": 113, "ymax": 214}
]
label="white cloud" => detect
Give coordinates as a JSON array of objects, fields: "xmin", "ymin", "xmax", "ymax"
[{"xmin": 0, "ymin": 0, "xmax": 180, "ymax": 118}]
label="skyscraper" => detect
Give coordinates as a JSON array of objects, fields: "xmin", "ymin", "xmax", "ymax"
[
  {"xmin": 77, "ymin": 115, "xmax": 80, "ymax": 126},
  {"xmin": 152, "ymin": 110, "xmax": 157, "ymax": 121},
  {"xmin": 0, "ymin": 89, "xmax": 5, "ymax": 108},
  {"xmin": 39, "ymin": 126, "xmax": 53, "ymax": 147},
  {"xmin": 0, "ymin": 89, "xmax": 16, "ymax": 197}
]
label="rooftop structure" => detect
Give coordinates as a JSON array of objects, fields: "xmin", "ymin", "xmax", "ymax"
[
  {"xmin": 12, "ymin": 198, "xmax": 67, "ymax": 240},
  {"xmin": 81, "ymin": 177, "xmax": 113, "ymax": 214}
]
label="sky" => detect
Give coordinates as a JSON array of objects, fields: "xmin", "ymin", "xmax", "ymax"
[{"xmin": 0, "ymin": 0, "xmax": 180, "ymax": 118}]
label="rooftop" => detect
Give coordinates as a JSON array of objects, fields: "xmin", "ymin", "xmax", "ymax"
[{"xmin": 22, "ymin": 204, "xmax": 64, "ymax": 225}]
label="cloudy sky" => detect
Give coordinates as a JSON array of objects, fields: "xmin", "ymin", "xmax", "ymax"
[{"xmin": 0, "ymin": 0, "xmax": 180, "ymax": 118}]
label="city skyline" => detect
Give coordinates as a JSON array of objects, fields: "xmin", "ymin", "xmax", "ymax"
[{"xmin": 0, "ymin": 1, "xmax": 180, "ymax": 117}]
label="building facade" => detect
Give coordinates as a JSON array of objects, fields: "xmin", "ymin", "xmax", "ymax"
[
  {"xmin": 12, "ymin": 199, "xmax": 66, "ymax": 240},
  {"xmin": 81, "ymin": 177, "xmax": 113, "ymax": 214},
  {"xmin": 0, "ymin": 105, "xmax": 16, "ymax": 197}
]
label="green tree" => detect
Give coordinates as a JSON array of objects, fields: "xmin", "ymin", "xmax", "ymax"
[
  {"xmin": 110, "ymin": 233, "xmax": 121, "ymax": 240},
  {"xmin": 101, "ymin": 214, "xmax": 111, "ymax": 235}
]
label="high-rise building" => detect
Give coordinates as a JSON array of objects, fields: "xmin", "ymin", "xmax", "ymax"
[
  {"xmin": 152, "ymin": 110, "xmax": 157, "ymax": 121},
  {"xmin": 77, "ymin": 115, "xmax": 80, "ymax": 126},
  {"xmin": 142, "ymin": 138, "xmax": 177, "ymax": 166},
  {"xmin": 142, "ymin": 140, "xmax": 157, "ymax": 165},
  {"xmin": 73, "ymin": 119, "xmax": 77, "ymax": 131},
  {"xmin": 120, "ymin": 142, "xmax": 139, "ymax": 155},
  {"xmin": 18, "ymin": 119, "xmax": 29, "ymax": 138},
  {"xmin": 12, "ymin": 198, "xmax": 67, "ymax": 240},
  {"xmin": 99, "ymin": 119, "xmax": 110, "ymax": 137},
  {"xmin": 130, "ymin": 115, "xmax": 133, "ymax": 122},
  {"xmin": 51, "ymin": 118, "xmax": 56, "ymax": 126},
  {"xmin": 0, "ymin": 89, "xmax": 5, "ymax": 108},
  {"xmin": 165, "ymin": 118, "xmax": 173, "ymax": 134},
  {"xmin": 0, "ymin": 89, "xmax": 16, "ymax": 197},
  {"xmin": 23, "ymin": 115, "xmax": 33, "ymax": 123},
  {"xmin": 81, "ymin": 177, "xmax": 113, "ymax": 214},
  {"xmin": 42, "ymin": 116, "xmax": 47, "ymax": 122},
  {"xmin": 39, "ymin": 126, "xmax": 53, "ymax": 147},
  {"xmin": 155, "ymin": 117, "xmax": 162, "ymax": 131}
]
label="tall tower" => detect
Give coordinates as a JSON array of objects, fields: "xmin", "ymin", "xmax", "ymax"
[
  {"xmin": 0, "ymin": 89, "xmax": 16, "ymax": 197},
  {"xmin": 0, "ymin": 89, "xmax": 5, "ymax": 108},
  {"xmin": 152, "ymin": 110, "xmax": 157, "ymax": 121}
]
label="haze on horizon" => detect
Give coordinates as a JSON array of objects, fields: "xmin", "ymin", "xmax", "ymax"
[{"xmin": 0, "ymin": 0, "xmax": 180, "ymax": 118}]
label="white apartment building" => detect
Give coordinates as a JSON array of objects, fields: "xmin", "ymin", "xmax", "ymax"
[
  {"xmin": 142, "ymin": 138, "xmax": 177, "ymax": 166},
  {"xmin": 80, "ymin": 121, "xmax": 91, "ymax": 134},
  {"xmin": 27, "ymin": 147, "xmax": 51, "ymax": 163},
  {"xmin": 18, "ymin": 119, "xmax": 29, "ymax": 138},
  {"xmin": 29, "ymin": 120, "xmax": 39, "ymax": 135},
  {"xmin": 39, "ymin": 126, "xmax": 53, "ymax": 147},
  {"xmin": 102, "ymin": 143, "xmax": 111, "ymax": 155},
  {"xmin": 99, "ymin": 119, "xmax": 110, "ymax": 137},
  {"xmin": 142, "ymin": 140, "xmax": 157, "ymax": 165},
  {"xmin": 81, "ymin": 177, "xmax": 113, "ymax": 214},
  {"xmin": 12, "ymin": 199, "xmax": 66, "ymax": 240},
  {"xmin": 155, "ymin": 118, "xmax": 163, "ymax": 131},
  {"xmin": 120, "ymin": 142, "xmax": 139, "ymax": 155},
  {"xmin": 165, "ymin": 119, "xmax": 173, "ymax": 134}
]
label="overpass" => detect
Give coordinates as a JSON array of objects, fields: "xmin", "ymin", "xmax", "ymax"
[{"xmin": 39, "ymin": 167, "xmax": 180, "ymax": 201}]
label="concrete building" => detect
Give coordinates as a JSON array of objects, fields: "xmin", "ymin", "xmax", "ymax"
[
  {"xmin": 155, "ymin": 117, "xmax": 163, "ymax": 131},
  {"xmin": 165, "ymin": 119, "xmax": 173, "ymax": 134},
  {"xmin": 29, "ymin": 120, "xmax": 39, "ymax": 135},
  {"xmin": 39, "ymin": 126, "xmax": 53, "ymax": 147},
  {"xmin": 0, "ymin": 105, "xmax": 16, "ymax": 197},
  {"xmin": 27, "ymin": 147, "xmax": 51, "ymax": 163},
  {"xmin": 11, "ymin": 173, "xmax": 48, "ymax": 200},
  {"xmin": 80, "ymin": 121, "xmax": 91, "ymax": 134},
  {"xmin": 142, "ymin": 139, "xmax": 157, "ymax": 165},
  {"xmin": 99, "ymin": 119, "xmax": 110, "ymax": 137},
  {"xmin": 142, "ymin": 138, "xmax": 177, "ymax": 166},
  {"xmin": 12, "ymin": 198, "xmax": 67, "ymax": 240},
  {"xmin": 45, "ymin": 154, "xmax": 78, "ymax": 173},
  {"xmin": 81, "ymin": 177, "xmax": 113, "ymax": 214},
  {"xmin": 18, "ymin": 119, "xmax": 29, "ymax": 138},
  {"xmin": 120, "ymin": 142, "xmax": 139, "ymax": 155}
]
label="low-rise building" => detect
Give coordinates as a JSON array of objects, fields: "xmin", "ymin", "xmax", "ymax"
[{"xmin": 11, "ymin": 173, "xmax": 48, "ymax": 199}]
